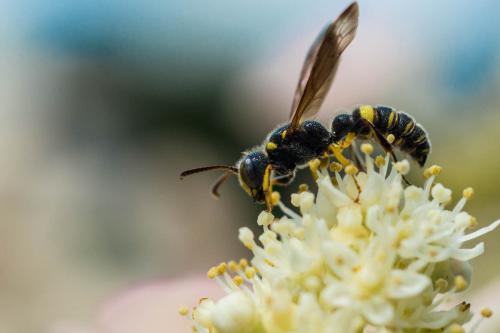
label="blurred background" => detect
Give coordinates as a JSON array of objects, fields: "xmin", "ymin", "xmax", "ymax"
[{"xmin": 0, "ymin": 0, "xmax": 499, "ymax": 331}]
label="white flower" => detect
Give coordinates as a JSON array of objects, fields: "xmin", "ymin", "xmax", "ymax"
[{"xmin": 182, "ymin": 147, "xmax": 499, "ymax": 333}]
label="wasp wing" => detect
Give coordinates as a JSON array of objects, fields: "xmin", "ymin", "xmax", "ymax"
[{"xmin": 289, "ymin": 2, "xmax": 359, "ymax": 131}]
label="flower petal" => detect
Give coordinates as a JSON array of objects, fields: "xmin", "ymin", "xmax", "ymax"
[
  {"xmin": 362, "ymin": 296, "xmax": 394, "ymax": 325},
  {"xmin": 386, "ymin": 270, "xmax": 430, "ymax": 299}
]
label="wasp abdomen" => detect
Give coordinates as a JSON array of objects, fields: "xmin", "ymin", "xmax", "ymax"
[{"xmin": 337, "ymin": 105, "xmax": 431, "ymax": 166}]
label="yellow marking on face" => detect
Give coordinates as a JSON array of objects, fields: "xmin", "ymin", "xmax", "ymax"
[
  {"xmin": 360, "ymin": 105, "xmax": 375, "ymax": 124},
  {"xmin": 266, "ymin": 142, "xmax": 277, "ymax": 150},
  {"xmin": 403, "ymin": 121, "xmax": 414, "ymax": 135},
  {"xmin": 238, "ymin": 174, "xmax": 253, "ymax": 197},
  {"xmin": 281, "ymin": 130, "xmax": 287, "ymax": 140},
  {"xmin": 388, "ymin": 111, "xmax": 395, "ymax": 128}
]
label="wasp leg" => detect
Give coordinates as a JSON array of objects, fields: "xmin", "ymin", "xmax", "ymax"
[
  {"xmin": 262, "ymin": 165, "xmax": 274, "ymax": 212},
  {"xmin": 358, "ymin": 118, "xmax": 412, "ymax": 185},
  {"xmin": 329, "ymin": 144, "xmax": 351, "ymax": 166}
]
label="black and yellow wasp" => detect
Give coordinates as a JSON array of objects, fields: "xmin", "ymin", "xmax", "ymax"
[{"xmin": 181, "ymin": 2, "xmax": 430, "ymax": 210}]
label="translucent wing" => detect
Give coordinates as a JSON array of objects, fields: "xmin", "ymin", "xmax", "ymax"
[{"xmin": 289, "ymin": 2, "xmax": 359, "ymax": 130}]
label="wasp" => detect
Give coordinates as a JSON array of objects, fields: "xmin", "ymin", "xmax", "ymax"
[{"xmin": 180, "ymin": 2, "xmax": 430, "ymax": 210}]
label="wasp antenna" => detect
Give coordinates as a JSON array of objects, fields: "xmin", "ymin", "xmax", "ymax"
[
  {"xmin": 179, "ymin": 165, "xmax": 238, "ymax": 180},
  {"xmin": 211, "ymin": 171, "xmax": 234, "ymax": 198}
]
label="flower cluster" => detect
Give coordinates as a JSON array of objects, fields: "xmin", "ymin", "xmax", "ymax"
[{"xmin": 181, "ymin": 144, "xmax": 499, "ymax": 333}]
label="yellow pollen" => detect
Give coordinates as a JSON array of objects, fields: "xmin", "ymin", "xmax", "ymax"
[
  {"xmin": 298, "ymin": 184, "xmax": 309, "ymax": 192},
  {"xmin": 228, "ymin": 260, "xmax": 239, "ymax": 272},
  {"xmin": 281, "ymin": 130, "xmax": 287, "ymax": 140},
  {"xmin": 217, "ymin": 262, "xmax": 227, "ymax": 275},
  {"xmin": 192, "ymin": 325, "xmax": 198, "ymax": 332},
  {"xmin": 233, "ymin": 275, "xmax": 244, "ymax": 286},
  {"xmin": 386, "ymin": 134, "xmax": 395, "ymax": 144},
  {"xmin": 271, "ymin": 191, "xmax": 281, "ymax": 205},
  {"xmin": 345, "ymin": 164, "xmax": 359, "ymax": 176},
  {"xmin": 447, "ymin": 323, "xmax": 465, "ymax": 333},
  {"xmin": 245, "ymin": 267, "xmax": 256, "ymax": 279},
  {"xmin": 207, "ymin": 267, "xmax": 218, "ymax": 279},
  {"xmin": 454, "ymin": 275, "xmax": 467, "ymax": 292},
  {"xmin": 266, "ymin": 142, "xmax": 278, "ymax": 150},
  {"xmin": 239, "ymin": 258, "xmax": 249, "ymax": 268},
  {"xmin": 424, "ymin": 165, "xmax": 442, "ymax": 178},
  {"xmin": 463, "ymin": 187, "xmax": 474, "ymax": 199},
  {"xmin": 375, "ymin": 155, "xmax": 386, "ymax": 168},
  {"xmin": 178, "ymin": 306, "xmax": 189, "ymax": 316},
  {"xmin": 329, "ymin": 161, "xmax": 343, "ymax": 173},
  {"xmin": 360, "ymin": 143, "xmax": 374, "ymax": 155},
  {"xmin": 481, "ymin": 308, "xmax": 493, "ymax": 318}
]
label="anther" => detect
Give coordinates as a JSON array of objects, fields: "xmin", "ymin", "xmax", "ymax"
[
  {"xmin": 239, "ymin": 258, "xmax": 249, "ymax": 269},
  {"xmin": 228, "ymin": 260, "xmax": 239, "ymax": 272},
  {"xmin": 481, "ymin": 308, "xmax": 493, "ymax": 318},
  {"xmin": 463, "ymin": 187, "xmax": 474, "ymax": 199},
  {"xmin": 298, "ymin": 184, "xmax": 309, "ymax": 193},
  {"xmin": 233, "ymin": 275, "xmax": 244, "ymax": 286},
  {"xmin": 207, "ymin": 267, "xmax": 218, "ymax": 279},
  {"xmin": 424, "ymin": 165, "xmax": 442, "ymax": 178},
  {"xmin": 345, "ymin": 164, "xmax": 359, "ymax": 176},
  {"xmin": 386, "ymin": 134, "xmax": 395, "ymax": 144},
  {"xmin": 454, "ymin": 275, "xmax": 468, "ymax": 292},
  {"xmin": 360, "ymin": 143, "xmax": 374, "ymax": 155},
  {"xmin": 375, "ymin": 155, "xmax": 386, "ymax": 168},
  {"xmin": 217, "ymin": 262, "xmax": 227, "ymax": 275},
  {"xmin": 245, "ymin": 267, "xmax": 256, "ymax": 279},
  {"xmin": 329, "ymin": 162, "xmax": 343, "ymax": 173},
  {"xmin": 178, "ymin": 306, "xmax": 189, "ymax": 316}
]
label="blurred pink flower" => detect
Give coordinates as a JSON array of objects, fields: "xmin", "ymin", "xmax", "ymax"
[{"xmin": 50, "ymin": 274, "xmax": 222, "ymax": 333}]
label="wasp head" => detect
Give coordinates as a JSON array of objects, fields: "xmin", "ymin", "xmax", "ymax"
[{"xmin": 237, "ymin": 151, "xmax": 269, "ymax": 203}]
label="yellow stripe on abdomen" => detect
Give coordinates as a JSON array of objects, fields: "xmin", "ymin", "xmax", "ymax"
[
  {"xmin": 359, "ymin": 105, "xmax": 375, "ymax": 124},
  {"xmin": 388, "ymin": 110, "xmax": 396, "ymax": 128}
]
